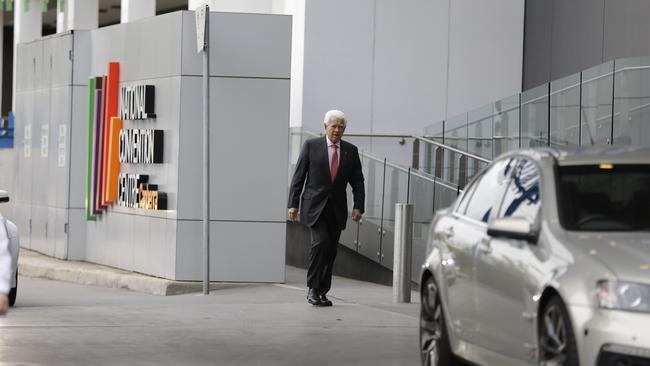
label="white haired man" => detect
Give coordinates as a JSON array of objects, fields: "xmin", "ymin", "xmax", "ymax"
[{"xmin": 288, "ymin": 110, "xmax": 365, "ymax": 306}]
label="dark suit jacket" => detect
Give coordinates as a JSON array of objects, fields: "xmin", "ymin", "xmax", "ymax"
[{"xmin": 288, "ymin": 137, "xmax": 365, "ymax": 230}]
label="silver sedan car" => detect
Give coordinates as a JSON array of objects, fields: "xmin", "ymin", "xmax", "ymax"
[{"xmin": 419, "ymin": 147, "xmax": 650, "ymax": 366}]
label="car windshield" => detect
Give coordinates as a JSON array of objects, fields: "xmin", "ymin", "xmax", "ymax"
[{"xmin": 557, "ymin": 164, "xmax": 650, "ymax": 231}]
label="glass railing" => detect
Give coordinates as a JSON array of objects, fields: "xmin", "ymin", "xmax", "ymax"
[
  {"xmin": 288, "ymin": 127, "xmax": 490, "ymax": 283},
  {"xmin": 425, "ymin": 55, "xmax": 650, "ymax": 152}
]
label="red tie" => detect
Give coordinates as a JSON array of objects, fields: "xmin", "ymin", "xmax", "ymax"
[{"xmin": 331, "ymin": 145, "xmax": 339, "ymax": 182}]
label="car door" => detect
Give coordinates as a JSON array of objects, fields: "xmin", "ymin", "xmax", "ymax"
[
  {"xmin": 474, "ymin": 157, "xmax": 542, "ymax": 362},
  {"xmin": 443, "ymin": 158, "xmax": 515, "ymax": 345}
]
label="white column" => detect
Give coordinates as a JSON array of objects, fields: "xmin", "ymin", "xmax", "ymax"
[
  {"xmin": 57, "ymin": 0, "xmax": 99, "ymax": 33},
  {"xmin": 13, "ymin": 0, "xmax": 42, "ymax": 110},
  {"xmin": 121, "ymin": 0, "xmax": 156, "ymax": 23}
]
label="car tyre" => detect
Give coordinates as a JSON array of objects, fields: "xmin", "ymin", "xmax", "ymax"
[
  {"xmin": 420, "ymin": 276, "xmax": 457, "ymax": 366},
  {"xmin": 8, "ymin": 271, "xmax": 16, "ymax": 307},
  {"xmin": 538, "ymin": 295, "xmax": 579, "ymax": 366}
]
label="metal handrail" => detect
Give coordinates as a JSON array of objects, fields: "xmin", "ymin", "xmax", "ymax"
[
  {"xmin": 290, "ymin": 128, "xmax": 465, "ymax": 191},
  {"xmin": 413, "ymin": 136, "xmax": 492, "ymax": 163}
]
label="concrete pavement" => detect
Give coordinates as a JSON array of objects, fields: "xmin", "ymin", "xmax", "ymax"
[{"xmin": 4, "ymin": 250, "xmax": 422, "ymax": 365}]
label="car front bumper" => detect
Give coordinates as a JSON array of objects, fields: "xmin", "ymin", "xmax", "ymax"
[{"xmin": 569, "ymin": 304, "xmax": 650, "ymax": 366}]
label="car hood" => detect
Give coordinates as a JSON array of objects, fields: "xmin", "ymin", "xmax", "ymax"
[{"xmin": 566, "ymin": 232, "xmax": 650, "ymax": 284}]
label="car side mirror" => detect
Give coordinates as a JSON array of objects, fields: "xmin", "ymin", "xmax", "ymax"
[
  {"xmin": 0, "ymin": 190, "xmax": 9, "ymax": 203},
  {"xmin": 487, "ymin": 217, "xmax": 537, "ymax": 243}
]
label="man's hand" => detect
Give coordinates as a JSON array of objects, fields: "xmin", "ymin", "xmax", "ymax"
[
  {"xmin": 288, "ymin": 208, "xmax": 298, "ymax": 222},
  {"xmin": 351, "ymin": 209, "xmax": 363, "ymax": 222},
  {"xmin": 0, "ymin": 294, "xmax": 8, "ymax": 316}
]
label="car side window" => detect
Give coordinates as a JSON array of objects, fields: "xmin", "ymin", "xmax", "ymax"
[
  {"xmin": 455, "ymin": 176, "xmax": 480, "ymax": 214},
  {"xmin": 464, "ymin": 158, "xmax": 516, "ymax": 223},
  {"xmin": 498, "ymin": 158, "xmax": 541, "ymax": 221}
]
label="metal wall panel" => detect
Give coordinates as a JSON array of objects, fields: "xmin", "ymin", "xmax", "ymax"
[
  {"xmin": 550, "ymin": 0, "xmax": 604, "ymax": 81},
  {"xmin": 175, "ymin": 221, "xmax": 285, "ymax": 282},
  {"xmin": 301, "ymin": 0, "xmax": 375, "ymax": 134},
  {"xmin": 181, "ymin": 12, "xmax": 292, "ymax": 79},
  {"xmin": 522, "ymin": 0, "xmax": 553, "ymax": 90},
  {"xmin": 372, "ymin": 0, "xmax": 448, "ymax": 134},
  {"xmin": 89, "ymin": 12, "xmax": 183, "ymax": 81},
  {"xmin": 209, "ymin": 78, "xmax": 289, "ymax": 222}
]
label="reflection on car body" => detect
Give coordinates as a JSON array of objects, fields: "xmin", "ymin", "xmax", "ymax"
[{"xmin": 419, "ymin": 146, "xmax": 650, "ymax": 366}]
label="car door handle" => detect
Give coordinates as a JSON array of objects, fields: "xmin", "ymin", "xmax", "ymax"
[{"xmin": 479, "ymin": 238, "xmax": 492, "ymax": 254}]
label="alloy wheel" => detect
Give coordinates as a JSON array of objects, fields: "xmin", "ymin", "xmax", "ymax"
[
  {"xmin": 420, "ymin": 280, "xmax": 442, "ymax": 366},
  {"xmin": 539, "ymin": 303, "xmax": 568, "ymax": 365}
]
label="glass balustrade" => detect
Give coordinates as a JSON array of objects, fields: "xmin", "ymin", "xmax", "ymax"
[{"xmin": 287, "ymin": 54, "xmax": 650, "ymax": 285}]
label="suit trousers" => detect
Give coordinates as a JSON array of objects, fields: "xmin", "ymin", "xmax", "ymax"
[{"xmin": 307, "ymin": 199, "xmax": 341, "ymax": 295}]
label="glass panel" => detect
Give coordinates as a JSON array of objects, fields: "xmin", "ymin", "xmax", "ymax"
[
  {"xmin": 357, "ymin": 153, "xmax": 383, "ymax": 262},
  {"xmin": 550, "ymin": 73, "xmax": 581, "ymax": 148},
  {"xmin": 493, "ymin": 94, "xmax": 520, "ymax": 156},
  {"xmin": 421, "ymin": 120, "xmax": 444, "ymax": 175},
  {"xmin": 521, "ymin": 84, "xmax": 549, "ymax": 148},
  {"xmin": 379, "ymin": 163, "xmax": 410, "ymax": 269},
  {"xmin": 443, "ymin": 113, "xmax": 468, "ymax": 185},
  {"xmin": 467, "ymin": 104, "xmax": 494, "ymax": 160},
  {"xmin": 581, "ymin": 61, "xmax": 614, "ymax": 146},
  {"xmin": 409, "ymin": 172, "xmax": 434, "ymax": 283},
  {"xmin": 613, "ymin": 56, "xmax": 650, "ymax": 146}
]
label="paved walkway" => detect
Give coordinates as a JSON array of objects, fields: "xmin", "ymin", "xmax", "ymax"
[{"xmin": 3, "ymin": 250, "xmax": 421, "ymax": 365}]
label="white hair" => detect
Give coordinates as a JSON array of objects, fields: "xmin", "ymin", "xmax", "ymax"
[{"xmin": 323, "ymin": 110, "xmax": 347, "ymax": 126}]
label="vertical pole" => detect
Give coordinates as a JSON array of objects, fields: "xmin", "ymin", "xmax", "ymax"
[
  {"xmin": 393, "ymin": 203, "xmax": 413, "ymax": 303},
  {"xmin": 202, "ymin": 6, "xmax": 210, "ymax": 295}
]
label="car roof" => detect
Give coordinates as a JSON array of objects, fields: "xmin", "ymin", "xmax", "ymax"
[{"xmin": 495, "ymin": 146, "xmax": 650, "ymax": 166}]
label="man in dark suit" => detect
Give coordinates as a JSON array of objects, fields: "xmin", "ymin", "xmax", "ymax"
[{"xmin": 288, "ymin": 110, "xmax": 365, "ymax": 306}]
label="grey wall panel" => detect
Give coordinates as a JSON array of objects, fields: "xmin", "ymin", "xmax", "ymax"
[
  {"xmin": 50, "ymin": 87, "xmax": 71, "ymax": 209},
  {"xmin": 148, "ymin": 217, "xmax": 175, "ymax": 279},
  {"xmin": 210, "ymin": 222, "xmax": 285, "ymax": 282},
  {"xmin": 181, "ymin": 12, "xmax": 292, "ymax": 79},
  {"xmin": 522, "ymin": 0, "xmax": 553, "ymax": 90},
  {"xmin": 175, "ymin": 221, "xmax": 285, "ymax": 282},
  {"xmin": 301, "ymin": 0, "xmax": 374, "ymax": 134},
  {"xmin": 68, "ymin": 86, "xmax": 89, "ymax": 209},
  {"xmin": 209, "ymin": 78, "xmax": 289, "ymax": 222},
  {"xmin": 177, "ymin": 77, "xmax": 290, "ymax": 222},
  {"xmin": 603, "ymin": 0, "xmax": 650, "ymax": 61},
  {"xmin": 13, "ymin": 92, "xmax": 32, "ymax": 205},
  {"xmin": 72, "ymin": 31, "xmax": 91, "ymax": 86},
  {"xmin": 132, "ymin": 214, "xmax": 149, "ymax": 274},
  {"xmin": 447, "ymin": 0, "xmax": 524, "ymax": 117},
  {"xmin": 67, "ymin": 208, "xmax": 86, "ymax": 260},
  {"xmin": 32, "ymin": 89, "xmax": 50, "ymax": 207},
  {"xmin": 89, "ymin": 12, "xmax": 183, "ymax": 80},
  {"xmin": 371, "ymin": 0, "xmax": 448, "ymax": 135},
  {"xmin": 16, "ymin": 42, "xmax": 43, "ymax": 92},
  {"xmin": 53, "ymin": 207, "xmax": 66, "ymax": 259},
  {"xmin": 550, "ymin": 0, "xmax": 604, "ymax": 81},
  {"xmin": 49, "ymin": 34, "xmax": 74, "ymax": 87},
  {"xmin": 174, "ymin": 220, "xmax": 202, "ymax": 280},
  {"xmin": 176, "ymin": 77, "xmax": 203, "ymax": 221}
]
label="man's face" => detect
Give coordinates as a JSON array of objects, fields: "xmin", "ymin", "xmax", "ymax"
[{"xmin": 325, "ymin": 118, "xmax": 346, "ymax": 144}]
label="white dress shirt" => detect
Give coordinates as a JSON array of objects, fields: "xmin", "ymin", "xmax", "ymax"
[{"xmin": 326, "ymin": 136, "xmax": 340, "ymax": 171}]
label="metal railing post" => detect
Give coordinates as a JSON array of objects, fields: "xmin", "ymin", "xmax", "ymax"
[{"xmin": 393, "ymin": 203, "xmax": 414, "ymax": 303}]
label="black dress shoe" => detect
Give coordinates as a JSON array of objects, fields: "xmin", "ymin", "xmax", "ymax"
[
  {"xmin": 307, "ymin": 289, "xmax": 323, "ymax": 306},
  {"xmin": 319, "ymin": 294, "xmax": 332, "ymax": 307}
]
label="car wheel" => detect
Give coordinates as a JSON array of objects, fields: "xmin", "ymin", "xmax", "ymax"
[
  {"xmin": 538, "ymin": 295, "xmax": 579, "ymax": 366},
  {"xmin": 420, "ymin": 276, "xmax": 456, "ymax": 366},
  {"xmin": 8, "ymin": 271, "xmax": 16, "ymax": 307}
]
